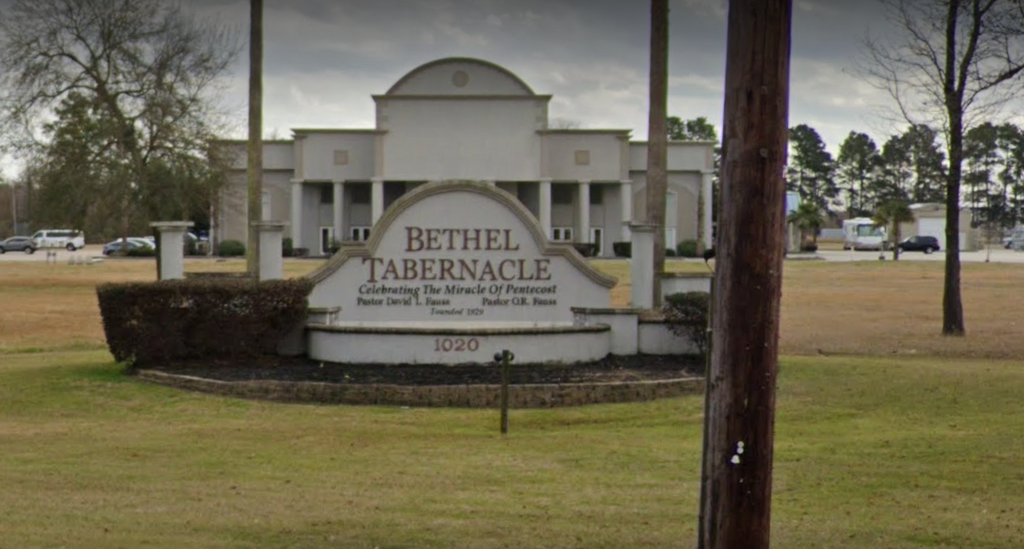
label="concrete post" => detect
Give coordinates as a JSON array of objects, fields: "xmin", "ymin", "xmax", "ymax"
[
  {"xmin": 539, "ymin": 178, "xmax": 552, "ymax": 239},
  {"xmin": 630, "ymin": 223, "xmax": 657, "ymax": 309},
  {"xmin": 150, "ymin": 221, "xmax": 194, "ymax": 281},
  {"xmin": 254, "ymin": 221, "xmax": 288, "ymax": 281}
]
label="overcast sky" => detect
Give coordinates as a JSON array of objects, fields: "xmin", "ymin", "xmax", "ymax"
[
  {"xmin": 187, "ymin": 0, "xmax": 903, "ymax": 153},
  {"xmin": 0, "ymin": 0, "xmax": 924, "ymax": 179}
]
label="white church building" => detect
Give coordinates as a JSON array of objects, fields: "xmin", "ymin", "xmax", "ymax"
[{"xmin": 214, "ymin": 57, "xmax": 715, "ymax": 257}]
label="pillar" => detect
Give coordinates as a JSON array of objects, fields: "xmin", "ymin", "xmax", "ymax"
[
  {"xmin": 701, "ymin": 170, "xmax": 714, "ymax": 250},
  {"xmin": 290, "ymin": 179, "xmax": 303, "ymax": 249},
  {"xmin": 629, "ymin": 223, "xmax": 657, "ymax": 309},
  {"xmin": 150, "ymin": 221, "xmax": 194, "ymax": 281},
  {"xmin": 620, "ymin": 180, "xmax": 633, "ymax": 242},
  {"xmin": 539, "ymin": 178, "xmax": 552, "ymax": 239},
  {"xmin": 332, "ymin": 180, "xmax": 344, "ymax": 246},
  {"xmin": 577, "ymin": 180, "xmax": 591, "ymax": 243},
  {"xmin": 254, "ymin": 221, "xmax": 288, "ymax": 281},
  {"xmin": 371, "ymin": 177, "xmax": 384, "ymax": 225}
]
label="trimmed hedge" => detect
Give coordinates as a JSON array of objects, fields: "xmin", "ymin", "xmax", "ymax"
[
  {"xmin": 218, "ymin": 239, "xmax": 246, "ymax": 257},
  {"xmin": 663, "ymin": 291, "xmax": 711, "ymax": 357},
  {"xmin": 676, "ymin": 239, "xmax": 699, "ymax": 258},
  {"xmin": 613, "ymin": 241, "xmax": 631, "ymax": 258},
  {"xmin": 97, "ymin": 278, "xmax": 313, "ymax": 367}
]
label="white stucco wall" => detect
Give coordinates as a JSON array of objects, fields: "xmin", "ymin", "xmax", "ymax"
[
  {"xmin": 629, "ymin": 142, "xmax": 714, "ymax": 172},
  {"xmin": 296, "ymin": 132, "xmax": 377, "ymax": 181},
  {"xmin": 542, "ymin": 133, "xmax": 627, "ymax": 181},
  {"xmin": 378, "ymin": 98, "xmax": 544, "ymax": 181},
  {"xmin": 215, "ymin": 141, "xmax": 295, "ymax": 172}
]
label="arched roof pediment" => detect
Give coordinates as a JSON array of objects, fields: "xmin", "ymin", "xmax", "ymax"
[{"xmin": 385, "ymin": 57, "xmax": 535, "ymax": 96}]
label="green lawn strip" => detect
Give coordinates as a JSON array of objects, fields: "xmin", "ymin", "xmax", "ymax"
[{"xmin": 1, "ymin": 352, "xmax": 1022, "ymax": 548}]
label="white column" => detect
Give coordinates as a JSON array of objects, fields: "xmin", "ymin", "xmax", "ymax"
[
  {"xmin": 539, "ymin": 178, "xmax": 552, "ymax": 239},
  {"xmin": 371, "ymin": 178, "xmax": 384, "ymax": 225},
  {"xmin": 254, "ymin": 221, "xmax": 287, "ymax": 281},
  {"xmin": 150, "ymin": 221, "xmax": 194, "ymax": 281},
  {"xmin": 332, "ymin": 180, "xmax": 344, "ymax": 245},
  {"xmin": 290, "ymin": 179, "xmax": 303, "ymax": 249},
  {"xmin": 577, "ymin": 180, "xmax": 591, "ymax": 243},
  {"xmin": 701, "ymin": 171, "xmax": 714, "ymax": 250},
  {"xmin": 629, "ymin": 223, "xmax": 657, "ymax": 309},
  {"xmin": 620, "ymin": 180, "xmax": 633, "ymax": 242}
]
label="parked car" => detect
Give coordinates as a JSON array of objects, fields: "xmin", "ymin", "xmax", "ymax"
[
  {"xmin": 31, "ymin": 229, "xmax": 85, "ymax": 251},
  {"xmin": 102, "ymin": 238, "xmax": 154, "ymax": 256},
  {"xmin": 898, "ymin": 235, "xmax": 941, "ymax": 254},
  {"xmin": 0, "ymin": 236, "xmax": 37, "ymax": 254}
]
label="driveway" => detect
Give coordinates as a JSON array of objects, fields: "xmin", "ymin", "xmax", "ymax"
[{"xmin": 0, "ymin": 245, "xmax": 124, "ymax": 263}]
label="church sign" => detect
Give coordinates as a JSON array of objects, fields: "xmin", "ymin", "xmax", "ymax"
[{"xmin": 306, "ymin": 182, "xmax": 615, "ymax": 323}]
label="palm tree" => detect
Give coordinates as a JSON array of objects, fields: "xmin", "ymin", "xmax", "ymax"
[
  {"xmin": 787, "ymin": 202, "xmax": 823, "ymax": 251},
  {"xmin": 873, "ymin": 200, "xmax": 914, "ymax": 260},
  {"xmin": 646, "ymin": 0, "xmax": 669, "ymax": 305},
  {"xmin": 246, "ymin": 0, "xmax": 263, "ymax": 276}
]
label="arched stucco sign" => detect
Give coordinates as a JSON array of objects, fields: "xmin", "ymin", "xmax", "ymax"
[{"xmin": 306, "ymin": 181, "xmax": 615, "ymax": 323}]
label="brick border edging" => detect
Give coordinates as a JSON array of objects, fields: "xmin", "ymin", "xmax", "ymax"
[{"xmin": 134, "ymin": 370, "xmax": 704, "ymax": 408}]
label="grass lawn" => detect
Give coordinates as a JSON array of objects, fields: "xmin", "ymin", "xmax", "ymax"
[{"xmin": 1, "ymin": 257, "xmax": 1023, "ymax": 547}]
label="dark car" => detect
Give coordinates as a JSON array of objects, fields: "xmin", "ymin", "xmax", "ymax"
[
  {"xmin": 898, "ymin": 235, "xmax": 941, "ymax": 254},
  {"xmin": 0, "ymin": 236, "xmax": 37, "ymax": 254},
  {"xmin": 102, "ymin": 239, "xmax": 152, "ymax": 256}
]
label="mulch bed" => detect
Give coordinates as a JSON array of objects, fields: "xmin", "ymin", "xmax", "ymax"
[{"xmin": 148, "ymin": 354, "xmax": 705, "ymax": 386}]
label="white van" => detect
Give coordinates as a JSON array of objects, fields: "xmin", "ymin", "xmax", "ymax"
[{"xmin": 32, "ymin": 229, "xmax": 86, "ymax": 251}]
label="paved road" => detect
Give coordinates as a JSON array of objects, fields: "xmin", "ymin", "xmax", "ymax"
[
  {"xmin": 0, "ymin": 246, "xmax": 106, "ymax": 263},
  {"xmin": 5, "ymin": 245, "xmax": 1024, "ymax": 264},
  {"xmin": 813, "ymin": 248, "xmax": 1024, "ymax": 264}
]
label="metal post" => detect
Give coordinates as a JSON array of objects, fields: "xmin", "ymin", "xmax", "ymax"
[{"xmin": 494, "ymin": 350, "xmax": 514, "ymax": 435}]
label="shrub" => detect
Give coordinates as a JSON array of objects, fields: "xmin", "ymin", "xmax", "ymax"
[
  {"xmin": 662, "ymin": 291, "xmax": 711, "ymax": 357},
  {"xmin": 218, "ymin": 239, "xmax": 246, "ymax": 257},
  {"xmin": 676, "ymin": 239, "xmax": 699, "ymax": 258},
  {"xmin": 282, "ymin": 237, "xmax": 294, "ymax": 257},
  {"xmin": 800, "ymin": 242, "xmax": 819, "ymax": 252},
  {"xmin": 97, "ymin": 278, "xmax": 313, "ymax": 368},
  {"xmin": 665, "ymin": 248, "xmax": 677, "ymax": 257},
  {"xmin": 612, "ymin": 241, "xmax": 631, "ymax": 258}
]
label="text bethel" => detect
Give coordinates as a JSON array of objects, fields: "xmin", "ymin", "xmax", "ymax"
[{"xmin": 362, "ymin": 226, "xmax": 552, "ymax": 283}]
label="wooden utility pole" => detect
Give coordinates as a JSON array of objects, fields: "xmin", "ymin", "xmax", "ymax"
[
  {"xmin": 645, "ymin": 0, "xmax": 668, "ymax": 306},
  {"xmin": 246, "ymin": 0, "xmax": 264, "ymax": 276},
  {"xmin": 698, "ymin": 1, "xmax": 792, "ymax": 548}
]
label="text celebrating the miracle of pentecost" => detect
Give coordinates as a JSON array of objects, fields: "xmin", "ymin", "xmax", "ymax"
[{"xmin": 356, "ymin": 226, "xmax": 560, "ymax": 317}]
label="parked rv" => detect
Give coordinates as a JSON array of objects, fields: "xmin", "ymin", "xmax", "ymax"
[{"xmin": 842, "ymin": 218, "xmax": 887, "ymax": 251}]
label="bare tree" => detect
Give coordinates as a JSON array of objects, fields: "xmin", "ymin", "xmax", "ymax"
[
  {"xmin": 247, "ymin": 0, "xmax": 264, "ymax": 276},
  {"xmin": 860, "ymin": 0, "xmax": 1024, "ymax": 336},
  {"xmin": 546, "ymin": 118, "xmax": 582, "ymax": 130},
  {"xmin": 0, "ymin": 0, "xmax": 237, "ymax": 245},
  {"xmin": 646, "ymin": 0, "xmax": 669, "ymax": 306}
]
